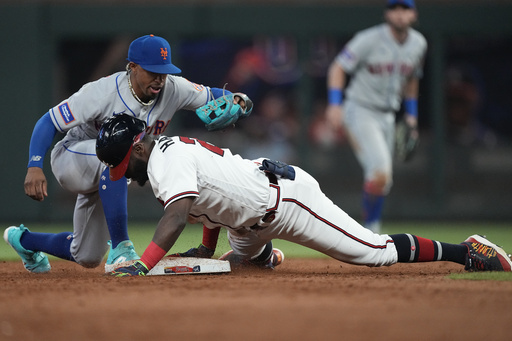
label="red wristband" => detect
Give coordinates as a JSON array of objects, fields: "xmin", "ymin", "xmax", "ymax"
[{"xmin": 140, "ymin": 241, "xmax": 167, "ymax": 270}]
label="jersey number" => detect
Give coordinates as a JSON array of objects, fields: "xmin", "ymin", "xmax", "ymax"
[{"xmin": 179, "ymin": 137, "xmax": 224, "ymax": 156}]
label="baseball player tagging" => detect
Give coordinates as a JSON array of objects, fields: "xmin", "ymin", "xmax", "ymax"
[{"xmin": 5, "ymin": 34, "xmax": 252, "ymax": 274}]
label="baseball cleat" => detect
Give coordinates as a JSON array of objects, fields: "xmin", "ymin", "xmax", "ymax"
[
  {"xmin": 3, "ymin": 225, "xmax": 51, "ymax": 273},
  {"xmin": 462, "ymin": 235, "xmax": 512, "ymax": 272},
  {"xmin": 219, "ymin": 248, "xmax": 284, "ymax": 270},
  {"xmin": 105, "ymin": 240, "xmax": 140, "ymax": 273}
]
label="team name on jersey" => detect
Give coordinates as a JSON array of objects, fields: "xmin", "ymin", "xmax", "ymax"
[
  {"xmin": 147, "ymin": 120, "xmax": 171, "ymax": 136},
  {"xmin": 367, "ymin": 63, "xmax": 414, "ymax": 76}
]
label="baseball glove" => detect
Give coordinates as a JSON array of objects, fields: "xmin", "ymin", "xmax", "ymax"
[
  {"xmin": 395, "ymin": 119, "xmax": 419, "ymax": 162},
  {"xmin": 196, "ymin": 92, "xmax": 253, "ymax": 132}
]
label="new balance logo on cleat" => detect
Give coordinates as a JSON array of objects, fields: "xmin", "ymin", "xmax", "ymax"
[{"xmin": 462, "ymin": 235, "xmax": 512, "ymax": 272}]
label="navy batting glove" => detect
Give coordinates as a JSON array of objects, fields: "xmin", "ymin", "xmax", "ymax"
[
  {"xmin": 170, "ymin": 244, "xmax": 215, "ymax": 258},
  {"xmin": 109, "ymin": 260, "xmax": 149, "ymax": 277}
]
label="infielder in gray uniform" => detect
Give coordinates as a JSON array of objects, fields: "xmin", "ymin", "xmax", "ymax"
[
  {"xmin": 94, "ymin": 115, "xmax": 511, "ymax": 276},
  {"xmin": 4, "ymin": 35, "xmax": 252, "ymax": 273},
  {"xmin": 325, "ymin": 0, "xmax": 427, "ymax": 233}
]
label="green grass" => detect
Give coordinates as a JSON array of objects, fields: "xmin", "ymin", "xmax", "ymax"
[
  {"xmin": 448, "ymin": 272, "xmax": 512, "ymax": 281},
  {"xmin": 2, "ymin": 221, "xmax": 511, "ymax": 282}
]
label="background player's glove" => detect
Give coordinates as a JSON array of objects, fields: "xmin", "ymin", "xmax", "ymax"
[
  {"xmin": 109, "ymin": 260, "xmax": 149, "ymax": 277},
  {"xmin": 168, "ymin": 244, "xmax": 215, "ymax": 258},
  {"xmin": 196, "ymin": 93, "xmax": 253, "ymax": 132},
  {"xmin": 395, "ymin": 118, "xmax": 419, "ymax": 162}
]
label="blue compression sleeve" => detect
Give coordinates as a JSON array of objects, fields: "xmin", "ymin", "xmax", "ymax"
[
  {"xmin": 210, "ymin": 87, "xmax": 232, "ymax": 100},
  {"xmin": 28, "ymin": 112, "xmax": 58, "ymax": 168},
  {"xmin": 99, "ymin": 167, "xmax": 129, "ymax": 248}
]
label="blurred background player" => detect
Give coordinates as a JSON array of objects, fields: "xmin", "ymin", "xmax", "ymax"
[
  {"xmin": 4, "ymin": 34, "xmax": 251, "ymax": 273},
  {"xmin": 325, "ymin": 0, "xmax": 427, "ymax": 232}
]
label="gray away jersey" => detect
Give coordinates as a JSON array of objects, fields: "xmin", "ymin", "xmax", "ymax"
[
  {"xmin": 48, "ymin": 72, "xmax": 213, "ymax": 141},
  {"xmin": 336, "ymin": 23, "xmax": 427, "ymax": 112}
]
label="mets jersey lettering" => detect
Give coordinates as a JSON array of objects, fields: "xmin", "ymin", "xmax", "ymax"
[{"xmin": 367, "ymin": 63, "xmax": 414, "ymax": 76}]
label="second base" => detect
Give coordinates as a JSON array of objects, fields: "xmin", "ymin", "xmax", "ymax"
[
  {"xmin": 148, "ymin": 256, "xmax": 231, "ymax": 275},
  {"xmin": 105, "ymin": 256, "xmax": 231, "ymax": 275}
]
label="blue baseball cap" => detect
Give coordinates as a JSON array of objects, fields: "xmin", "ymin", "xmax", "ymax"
[
  {"xmin": 127, "ymin": 34, "xmax": 181, "ymax": 74},
  {"xmin": 387, "ymin": 0, "xmax": 415, "ymax": 8}
]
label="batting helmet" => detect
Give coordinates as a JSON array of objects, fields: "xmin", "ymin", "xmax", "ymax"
[{"xmin": 96, "ymin": 114, "xmax": 147, "ymax": 181}]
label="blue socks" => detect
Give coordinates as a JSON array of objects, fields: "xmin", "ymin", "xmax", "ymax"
[
  {"xmin": 99, "ymin": 168, "xmax": 129, "ymax": 248},
  {"xmin": 18, "ymin": 168, "xmax": 130, "ymax": 260},
  {"xmin": 21, "ymin": 231, "xmax": 75, "ymax": 261},
  {"xmin": 362, "ymin": 191, "xmax": 385, "ymax": 226}
]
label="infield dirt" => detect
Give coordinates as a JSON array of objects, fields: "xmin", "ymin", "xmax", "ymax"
[{"xmin": 1, "ymin": 258, "xmax": 510, "ymax": 341}]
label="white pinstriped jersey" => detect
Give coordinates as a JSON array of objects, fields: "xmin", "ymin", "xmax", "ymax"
[
  {"xmin": 336, "ymin": 23, "xmax": 427, "ymax": 112},
  {"xmin": 48, "ymin": 72, "xmax": 213, "ymax": 140},
  {"xmin": 148, "ymin": 136, "xmax": 271, "ymax": 230}
]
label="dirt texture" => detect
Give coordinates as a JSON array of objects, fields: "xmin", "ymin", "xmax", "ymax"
[{"xmin": 0, "ymin": 258, "xmax": 511, "ymax": 341}]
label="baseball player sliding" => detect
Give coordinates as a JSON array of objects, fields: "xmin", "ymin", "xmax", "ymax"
[
  {"xmin": 4, "ymin": 34, "xmax": 252, "ymax": 274},
  {"xmin": 325, "ymin": 0, "xmax": 427, "ymax": 233},
  {"xmin": 95, "ymin": 115, "xmax": 511, "ymax": 276}
]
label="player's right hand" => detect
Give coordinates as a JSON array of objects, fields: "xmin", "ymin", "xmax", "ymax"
[
  {"xmin": 24, "ymin": 167, "xmax": 48, "ymax": 201},
  {"xmin": 109, "ymin": 261, "xmax": 149, "ymax": 277},
  {"xmin": 169, "ymin": 244, "xmax": 215, "ymax": 258},
  {"xmin": 325, "ymin": 104, "xmax": 344, "ymax": 130}
]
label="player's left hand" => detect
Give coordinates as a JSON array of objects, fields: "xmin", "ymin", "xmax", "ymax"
[
  {"xmin": 168, "ymin": 244, "xmax": 215, "ymax": 258},
  {"xmin": 109, "ymin": 260, "xmax": 149, "ymax": 277}
]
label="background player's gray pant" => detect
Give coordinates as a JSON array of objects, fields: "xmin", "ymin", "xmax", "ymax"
[{"xmin": 343, "ymin": 99, "xmax": 395, "ymax": 194}]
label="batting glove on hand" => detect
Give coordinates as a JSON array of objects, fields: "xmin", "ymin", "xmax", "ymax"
[
  {"xmin": 109, "ymin": 260, "xmax": 149, "ymax": 277},
  {"xmin": 169, "ymin": 244, "xmax": 215, "ymax": 258}
]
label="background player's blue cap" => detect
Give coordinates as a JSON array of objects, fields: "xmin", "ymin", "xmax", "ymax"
[
  {"xmin": 127, "ymin": 34, "xmax": 181, "ymax": 75},
  {"xmin": 386, "ymin": 0, "xmax": 415, "ymax": 8}
]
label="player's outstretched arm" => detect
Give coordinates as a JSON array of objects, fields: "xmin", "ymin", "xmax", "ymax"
[
  {"xmin": 109, "ymin": 197, "xmax": 195, "ymax": 277},
  {"xmin": 25, "ymin": 113, "xmax": 58, "ymax": 201}
]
